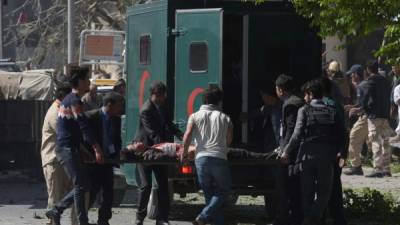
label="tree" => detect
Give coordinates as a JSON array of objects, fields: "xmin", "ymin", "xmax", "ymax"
[
  {"xmin": 5, "ymin": 0, "xmax": 142, "ymax": 68},
  {"xmin": 256, "ymin": 0, "xmax": 400, "ymax": 65}
]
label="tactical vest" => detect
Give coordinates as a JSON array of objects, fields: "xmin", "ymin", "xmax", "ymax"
[{"xmin": 303, "ymin": 104, "xmax": 338, "ymax": 144}]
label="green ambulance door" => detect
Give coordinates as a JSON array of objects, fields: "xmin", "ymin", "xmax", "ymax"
[{"xmin": 174, "ymin": 8, "xmax": 224, "ymax": 129}]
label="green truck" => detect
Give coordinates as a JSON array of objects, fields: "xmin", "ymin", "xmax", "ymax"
[{"xmin": 121, "ymin": 0, "xmax": 321, "ymax": 217}]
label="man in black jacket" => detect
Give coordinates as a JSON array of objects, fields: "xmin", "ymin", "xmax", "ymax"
[
  {"xmin": 362, "ymin": 60, "xmax": 395, "ymax": 178},
  {"xmin": 272, "ymin": 74, "xmax": 304, "ymax": 225},
  {"xmin": 85, "ymin": 92, "xmax": 124, "ymax": 225},
  {"xmin": 282, "ymin": 80, "xmax": 347, "ymax": 225},
  {"xmin": 134, "ymin": 81, "xmax": 183, "ymax": 225}
]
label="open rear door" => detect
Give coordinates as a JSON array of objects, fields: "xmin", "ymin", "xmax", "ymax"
[{"xmin": 174, "ymin": 8, "xmax": 223, "ymax": 127}]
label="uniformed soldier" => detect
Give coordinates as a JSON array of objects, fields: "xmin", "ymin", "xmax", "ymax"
[{"xmin": 281, "ymin": 80, "xmax": 347, "ymax": 225}]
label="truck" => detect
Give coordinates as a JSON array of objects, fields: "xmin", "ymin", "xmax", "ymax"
[{"xmin": 120, "ymin": 0, "xmax": 321, "ymax": 218}]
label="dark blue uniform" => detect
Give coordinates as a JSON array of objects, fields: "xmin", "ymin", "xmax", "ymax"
[{"xmin": 284, "ymin": 99, "xmax": 347, "ymax": 224}]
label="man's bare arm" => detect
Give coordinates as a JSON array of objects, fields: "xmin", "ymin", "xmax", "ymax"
[
  {"xmin": 227, "ymin": 125, "xmax": 233, "ymax": 147},
  {"xmin": 181, "ymin": 122, "xmax": 194, "ymax": 162}
]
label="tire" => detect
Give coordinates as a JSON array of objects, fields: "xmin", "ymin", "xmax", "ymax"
[
  {"xmin": 224, "ymin": 193, "xmax": 239, "ymax": 207},
  {"xmin": 113, "ymin": 189, "xmax": 126, "ymax": 207},
  {"xmin": 264, "ymin": 194, "xmax": 277, "ymax": 220},
  {"xmin": 147, "ymin": 187, "xmax": 159, "ymax": 220}
]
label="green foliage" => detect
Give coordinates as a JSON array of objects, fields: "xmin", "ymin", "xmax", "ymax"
[
  {"xmin": 390, "ymin": 161, "xmax": 400, "ymax": 174},
  {"xmin": 343, "ymin": 188, "xmax": 400, "ymax": 224},
  {"xmin": 256, "ymin": 0, "xmax": 400, "ymax": 65}
]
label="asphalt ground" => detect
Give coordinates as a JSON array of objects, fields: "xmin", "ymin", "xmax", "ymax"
[{"xmin": 0, "ymin": 169, "xmax": 399, "ymax": 225}]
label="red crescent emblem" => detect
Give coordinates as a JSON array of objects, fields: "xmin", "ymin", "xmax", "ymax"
[
  {"xmin": 187, "ymin": 88, "xmax": 205, "ymax": 116},
  {"xmin": 139, "ymin": 70, "xmax": 150, "ymax": 110}
]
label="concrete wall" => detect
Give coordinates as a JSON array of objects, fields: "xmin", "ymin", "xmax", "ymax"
[
  {"xmin": 324, "ymin": 30, "xmax": 384, "ymax": 71},
  {"xmin": 324, "ymin": 36, "xmax": 347, "ymax": 71}
]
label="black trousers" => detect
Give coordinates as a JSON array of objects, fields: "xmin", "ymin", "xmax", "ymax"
[
  {"xmin": 327, "ymin": 162, "xmax": 347, "ymax": 225},
  {"xmin": 301, "ymin": 153, "xmax": 334, "ymax": 221},
  {"xmin": 275, "ymin": 164, "xmax": 303, "ymax": 225},
  {"xmin": 89, "ymin": 164, "xmax": 114, "ymax": 223},
  {"xmin": 136, "ymin": 164, "xmax": 170, "ymax": 222}
]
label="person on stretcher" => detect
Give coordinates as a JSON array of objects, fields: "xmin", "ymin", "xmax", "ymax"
[{"xmin": 123, "ymin": 142, "xmax": 275, "ymax": 161}]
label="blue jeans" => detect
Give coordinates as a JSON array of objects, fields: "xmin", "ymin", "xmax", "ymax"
[
  {"xmin": 195, "ymin": 156, "xmax": 231, "ymax": 225},
  {"xmin": 54, "ymin": 146, "xmax": 90, "ymax": 224}
]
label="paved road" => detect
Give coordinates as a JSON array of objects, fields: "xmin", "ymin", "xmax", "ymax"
[
  {"xmin": 1, "ymin": 169, "xmax": 399, "ymax": 225},
  {"xmin": 0, "ymin": 172, "xmax": 267, "ymax": 225}
]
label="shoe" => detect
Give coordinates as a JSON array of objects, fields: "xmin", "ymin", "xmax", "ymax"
[
  {"xmin": 389, "ymin": 134, "xmax": 400, "ymax": 143},
  {"xmin": 98, "ymin": 220, "xmax": 110, "ymax": 225},
  {"xmin": 383, "ymin": 171, "xmax": 392, "ymax": 177},
  {"xmin": 156, "ymin": 220, "xmax": 170, "ymax": 225},
  {"xmin": 192, "ymin": 217, "xmax": 206, "ymax": 225},
  {"xmin": 343, "ymin": 166, "xmax": 364, "ymax": 176},
  {"xmin": 365, "ymin": 170, "xmax": 384, "ymax": 178},
  {"xmin": 135, "ymin": 220, "xmax": 144, "ymax": 225},
  {"xmin": 45, "ymin": 209, "xmax": 61, "ymax": 225}
]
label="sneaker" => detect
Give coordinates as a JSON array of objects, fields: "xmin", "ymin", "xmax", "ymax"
[
  {"xmin": 45, "ymin": 209, "xmax": 61, "ymax": 225},
  {"xmin": 365, "ymin": 170, "xmax": 384, "ymax": 178},
  {"xmin": 343, "ymin": 166, "xmax": 364, "ymax": 176},
  {"xmin": 192, "ymin": 216, "xmax": 206, "ymax": 225},
  {"xmin": 135, "ymin": 220, "xmax": 144, "ymax": 225},
  {"xmin": 389, "ymin": 134, "xmax": 400, "ymax": 143},
  {"xmin": 156, "ymin": 220, "xmax": 170, "ymax": 225},
  {"xmin": 98, "ymin": 220, "xmax": 110, "ymax": 225}
]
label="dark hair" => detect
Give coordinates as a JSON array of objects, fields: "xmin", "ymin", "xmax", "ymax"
[
  {"xmin": 113, "ymin": 79, "xmax": 126, "ymax": 92},
  {"xmin": 149, "ymin": 81, "xmax": 167, "ymax": 96},
  {"xmin": 103, "ymin": 92, "xmax": 125, "ymax": 106},
  {"xmin": 301, "ymin": 81, "xmax": 312, "ymax": 94},
  {"xmin": 303, "ymin": 80, "xmax": 323, "ymax": 99},
  {"xmin": 275, "ymin": 74, "xmax": 294, "ymax": 92},
  {"xmin": 114, "ymin": 78, "xmax": 126, "ymax": 88},
  {"xmin": 68, "ymin": 66, "xmax": 90, "ymax": 88},
  {"xmin": 203, "ymin": 84, "xmax": 223, "ymax": 105},
  {"xmin": 260, "ymin": 85, "xmax": 277, "ymax": 97},
  {"xmin": 318, "ymin": 76, "xmax": 332, "ymax": 97},
  {"xmin": 55, "ymin": 83, "xmax": 71, "ymax": 100},
  {"xmin": 366, "ymin": 60, "xmax": 379, "ymax": 74}
]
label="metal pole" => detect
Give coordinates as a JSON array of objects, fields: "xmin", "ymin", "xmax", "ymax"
[
  {"xmin": 0, "ymin": 0, "xmax": 4, "ymax": 58},
  {"xmin": 67, "ymin": 0, "xmax": 74, "ymax": 63}
]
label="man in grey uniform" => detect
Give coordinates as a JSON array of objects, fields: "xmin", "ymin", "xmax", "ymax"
[{"xmin": 281, "ymin": 80, "xmax": 347, "ymax": 225}]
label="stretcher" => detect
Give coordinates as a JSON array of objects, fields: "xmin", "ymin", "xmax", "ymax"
[{"xmin": 84, "ymin": 145, "xmax": 280, "ymax": 166}]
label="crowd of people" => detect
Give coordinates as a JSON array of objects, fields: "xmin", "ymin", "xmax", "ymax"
[
  {"xmin": 39, "ymin": 58, "xmax": 399, "ymax": 225},
  {"xmin": 40, "ymin": 66, "xmax": 126, "ymax": 225}
]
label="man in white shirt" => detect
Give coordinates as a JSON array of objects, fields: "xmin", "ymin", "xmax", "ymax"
[
  {"xmin": 181, "ymin": 85, "xmax": 233, "ymax": 225},
  {"xmin": 40, "ymin": 84, "xmax": 76, "ymax": 225}
]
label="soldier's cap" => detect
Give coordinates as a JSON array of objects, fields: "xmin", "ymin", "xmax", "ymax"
[{"xmin": 346, "ymin": 64, "xmax": 363, "ymax": 76}]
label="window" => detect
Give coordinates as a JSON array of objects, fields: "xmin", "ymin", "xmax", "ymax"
[
  {"xmin": 139, "ymin": 35, "xmax": 151, "ymax": 65},
  {"xmin": 189, "ymin": 42, "xmax": 208, "ymax": 73}
]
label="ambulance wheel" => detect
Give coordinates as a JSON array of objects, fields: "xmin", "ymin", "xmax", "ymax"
[
  {"xmin": 264, "ymin": 195, "xmax": 277, "ymax": 220},
  {"xmin": 225, "ymin": 193, "xmax": 239, "ymax": 207}
]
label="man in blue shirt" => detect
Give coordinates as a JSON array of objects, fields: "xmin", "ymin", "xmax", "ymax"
[
  {"xmin": 46, "ymin": 66, "xmax": 104, "ymax": 225},
  {"xmin": 85, "ymin": 92, "xmax": 124, "ymax": 225}
]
